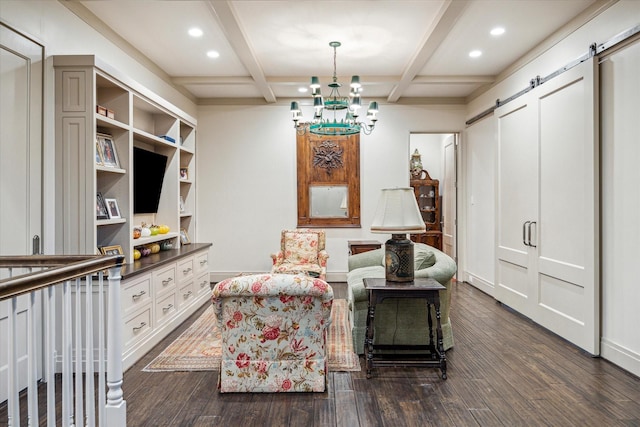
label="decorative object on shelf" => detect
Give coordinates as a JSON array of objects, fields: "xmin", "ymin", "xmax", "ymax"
[
  {"xmin": 291, "ymin": 41, "xmax": 379, "ymax": 136},
  {"xmin": 180, "ymin": 228, "xmax": 191, "ymax": 245},
  {"xmin": 97, "ymin": 133, "xmax": 120, "ymax": 168},
  {"xmin": 133, "ymin": 227, "xmax": 141, "ymax": 239},
  {"xmin": 100, "ymin": 244, "xmax": 124, "ymax": 255},
  {"xmin": 180, "ymin": 167, "xmax": 189, "ymax": 180},
  {"xmin": 104, "ymin": 198, "xmax": 121, "ymax": 219},
  {"xmin": 140, "ymin": 223, "xmax": 151, "ymax": 237},
  {"xmin": 370, "ymin": 188, "xmax": 426, "ymax": 282},
  {"xmin": 96, "ymin": 192, "xmax": 109, "ymax": 220},
  {"xmin": 133, "ymin": 248, "xmax": 142, "ymax": 260},
  {"xmin": 95, "ymin": 140, "xmax": 104, "ymax": 166},
  {"xmin": 160, "ymin": 241, "xmax": 173, "ymax": 251},
  {"xmin": 96, "ymin": 105, "xmax": 115, "ymax": 119},
  {"xmin": 179, "ymin": 196, "xmax": 185, "ymax": 213},
  {"xmin": 158, "ymin": 135, "xmax": 176, "ymax": 144},
  {"xmin": 313, "ymin": 140, "xmax": 344, "ymax": 173},
  {"xmin": 410, "ymin": 149, "xmax": 423, "ymax": 179}
]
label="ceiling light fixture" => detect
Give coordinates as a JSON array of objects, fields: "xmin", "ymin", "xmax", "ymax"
[
  {"xmin": 206, "ymin": 50, "xmax": 220, "ymax": 59},
  {"xmin": 291, "ymin": 41, "xmax": 379, "ymax": 136},
  {"xmin": 469, "ymin": 50, "xmax": 482, "ymax": 58},
  {"xmin": 188, "ymin": 28, "xmax": 203, "ymax": 38},
  {"xmin": 490, "ymin": 27, "xmax": 505, "ymax": 36}
]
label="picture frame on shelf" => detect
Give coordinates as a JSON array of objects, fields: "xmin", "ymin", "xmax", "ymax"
[
  {"xmin": 105, "ymin": 198, "xmax": 121, "ymax": 219},
  {"xmin": 179, "ymin": 195, "xmax": 185, "ymax": 213},
  {"xmin": 100, "ymin": 245, "xmax": 124, "ymax": 255},
  {"xmin": 98, "ymin": 134, "xmax": 120, "ymax": 168},
  {"xmin": 95, "ymin": 140, "xmax": 104, "ymax": 166},
  {"xmin": 96, "ymin": 192, "xmax": 109, "ymax": 220},
  {"xmin": 180, "ymin": 228, "xmax": 191, "ymax": 245},
  {"xmin": 180, "ymin": 168, "xmax": 188, "ymax": 180}
]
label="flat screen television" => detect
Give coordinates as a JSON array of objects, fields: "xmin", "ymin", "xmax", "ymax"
[{"xmin": 133, "ymin": 147, "xmax": 168, "ymax": 214}]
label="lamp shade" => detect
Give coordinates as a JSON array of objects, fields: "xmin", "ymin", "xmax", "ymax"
[{"xmin": 371, "ymin": 188, "xmax": 425, "ymax": 234}]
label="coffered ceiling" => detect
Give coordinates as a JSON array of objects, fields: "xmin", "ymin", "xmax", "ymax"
[{"xmin": 67, "ymin": 0, "xmax": 607, "ymax": 104}]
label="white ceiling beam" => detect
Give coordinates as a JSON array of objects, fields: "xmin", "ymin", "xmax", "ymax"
[
  {"xmin": 205, "ymin": 0, "xmax": 276, "ymax": 103},
  {"xmin": 387, "ymin": 0, "xmax": 470, "ymax": 102}
]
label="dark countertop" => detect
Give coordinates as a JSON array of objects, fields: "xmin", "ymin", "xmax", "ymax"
[{"xmin": 120, "ymin": 242, "xmax": 212, "ymax": 279}]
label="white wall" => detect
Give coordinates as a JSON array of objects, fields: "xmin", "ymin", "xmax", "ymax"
[{"xmin": 197, "ymin": 104, "xmax": 466, "ymax": 281}]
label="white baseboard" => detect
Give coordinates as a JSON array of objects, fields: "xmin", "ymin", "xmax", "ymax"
[
  {"xmin": 601, "ymin": 337, "xmax": 640, "ymax": 378},
  {"xmin": 464, "ymin": 271, "xmax": 494, "ymax": 296}
]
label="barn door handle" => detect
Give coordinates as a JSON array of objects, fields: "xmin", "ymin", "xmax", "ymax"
[
  {"xmin": 528, "ymin": 221, "xmax": 537, "ymax": 248},
  {"xmin": 523, "ymin": 221, "xmax": 531, "ymax": 247}
]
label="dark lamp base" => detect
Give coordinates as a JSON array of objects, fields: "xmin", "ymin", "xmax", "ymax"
[{"xmin": 384, "ymin": 234, "xmax": 414, "ymax": 282}]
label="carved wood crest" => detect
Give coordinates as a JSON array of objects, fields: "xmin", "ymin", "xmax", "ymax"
[{"xmin": 313, "ymin": 140, "xmax": 343, "ymax": 173}]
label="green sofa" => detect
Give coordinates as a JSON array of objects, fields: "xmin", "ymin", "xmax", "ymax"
[{"xmin": 346, "ymin": 243, "xmax": 456, "ymax": 354}]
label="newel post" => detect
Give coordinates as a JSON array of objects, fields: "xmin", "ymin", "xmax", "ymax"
[{"xmin": 105, "ymin": 264, "xmax": 127, "ymax": 426}]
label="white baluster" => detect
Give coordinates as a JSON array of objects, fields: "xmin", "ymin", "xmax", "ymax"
[
  {"xmin": 62, "ymin": 280, "xmax": 75, "ymax": 427},
  {"xmin": 97, "ymin": 272, "xmax": 106, "ymax": 426},
  {"xmin": 27, "ymin": 290, "xmax": 39, "ymax": 426},
  {"xmin": 85, "ymin": 275, "xmax": 96, "ymax": 427},
  {"xmin": 45, "ymin": 286, "xmax": 56, "ymax": 427},
  {"xmin": 105, "ymin": 266, "xmax": 126, "ymax": 426},
  {"xmin": 74, "ymin": 279, "xmax": 84, "ymax": 426}
]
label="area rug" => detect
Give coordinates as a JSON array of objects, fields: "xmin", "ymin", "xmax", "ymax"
[{"xmin": 143, "ymin": 299, "xmax": 361, "ymax": 372}]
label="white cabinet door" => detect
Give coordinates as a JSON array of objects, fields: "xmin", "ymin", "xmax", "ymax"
[{"xmin": 495, "ymin": 58, "xmax": 599, "ymax": 354}]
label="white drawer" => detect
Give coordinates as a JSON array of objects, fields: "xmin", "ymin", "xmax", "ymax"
[
  {"xmin": 178, "ymin": 280, "xmax": 195, "ymax": 307},
  {"xmin": 177, "ymin": 257, "xmax": 194, "ymax": 283},
  {"xmin": 122, "ymin": 274, "xmax": 151, "ymax": 315},
  {"xmin": 153, "ymin": 263, "xmax": 176, "ymax": 294},
  {"xmin": 155, "ymin": 291, "xmax": 177, "ymax": 325},
  {"xmin": 194, "ymin": 250, "xmax": 209, "ymax": 275},
  {"xmin": 195, "ymin": 271, "xmax": 210, "ymax": 295},
  {"xmin": 123, "ymin": 306, "xmax": 151, "ymax": 348}
]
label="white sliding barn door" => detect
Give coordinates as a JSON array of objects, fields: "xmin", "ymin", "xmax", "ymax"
[
  {"xmin": 496, "ymin": 58, "xmax": 599, "ymax": 354},
  {"xmin": 495, "ymin": 94, "xmax": 539, "ymax": 319},
  {"xmin": 0, "ymin": 23, "xmax": 44, "ymax": 402}
]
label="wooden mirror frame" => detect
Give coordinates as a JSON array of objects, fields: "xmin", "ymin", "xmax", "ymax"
[{"xmin": 296, "ymin": 132, "xmax": 361, "ymax": 228}]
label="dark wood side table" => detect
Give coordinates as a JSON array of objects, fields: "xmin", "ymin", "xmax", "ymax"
[
  {"xmin": 348, "ymin": 240, "xmax": 382, "ymax": 255},
  {"xmin": 363, "ymin": 277, "xmax": 447, "ymax": 379}
]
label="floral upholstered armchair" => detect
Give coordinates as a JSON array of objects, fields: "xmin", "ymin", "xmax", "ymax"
[
  {"xmin": 212, "ymin": 273, "xmax": 334, "ymax": 393},
  {"xmin": 270, "ymin": 229, "xmax": 329, "ymax": 280}
]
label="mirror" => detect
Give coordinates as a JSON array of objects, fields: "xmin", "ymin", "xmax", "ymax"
[
  {"xmin": 310, "ymin": 185, "xmax": 348, "ymax": 218},
  {"xmin": 296, "ymin": 133, "xmax": 360, "ymax": 227}
]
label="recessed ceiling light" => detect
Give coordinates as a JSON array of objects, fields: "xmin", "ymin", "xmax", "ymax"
[
  {"xmin": 490, "ymin": 27, "xmax": 505, "ymax": 36},
  {"xmin": 298, "ymin": 87, "xmax": 308, "ymax": 93},
  {"xmin": 469, "ymin": 50, "xmax": 482, "ymax": 58},
  {"xmin": 207, "ymin": 50, "xmax": 220, "ymax": 59},
  {"xmin": 188, "ymin": 27, "xmax": 203, "ymax": 38}
]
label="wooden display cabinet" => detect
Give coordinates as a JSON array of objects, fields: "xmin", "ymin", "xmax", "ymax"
[{"xmin": 410, "ymin": 170, "xmax": 443, "ymax": 250}]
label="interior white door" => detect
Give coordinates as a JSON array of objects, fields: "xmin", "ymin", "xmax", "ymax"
[
  {"xmin": 495, "ymin": 58, "xmax": 598, "ymax": 354},
  {"xmin": 442, "ymin": 135, "xmax": 457, "ymax": 261},
  {"xmin": 0, "ymin": 23, "xmax": 44, "ymax": 402}
]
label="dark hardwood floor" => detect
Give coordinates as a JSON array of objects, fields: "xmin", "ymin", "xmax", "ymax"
[{"xmin": 4, "ymin": 281, "xmax": 640, "ymax": 426}]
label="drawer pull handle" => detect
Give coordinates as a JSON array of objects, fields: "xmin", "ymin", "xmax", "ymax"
[
  {"xmin": 162, "ymin": 277, "xmax": 173, "ymax": 285},
  {"xmin": 163, "ymin": 304, "xmax": 174, "ymax": 313},
  {"xmin": 183, "ymin": 267, "xmax": 192, "ymax": 275},
  {"xmin": 133, "ymin": 322, "xmax": 146, "ymax": 332},
  {"xmin": 200, "ymin": 260, "xmax": 207, "ymax": 266},
  {"xmin": 200, "ymin": 280, "xmax": 208, "ymax": 288},
  {"xmin": 132, "ymin": 290, "xmax": 146, "ymax": 300},
  {"xmin": 183, "ymin": 291, "xmax": 193, "ymax": 299}
]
